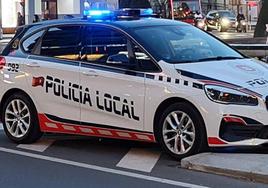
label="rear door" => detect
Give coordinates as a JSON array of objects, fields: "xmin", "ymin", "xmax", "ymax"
[{"xmin": 23, "ymin": 25, "xmax": 82, "ymax": 130}]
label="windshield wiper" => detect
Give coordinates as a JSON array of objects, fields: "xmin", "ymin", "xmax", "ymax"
[{"xmin": 196, "ymin": 56, "xmax": 244, "ymax": 62}]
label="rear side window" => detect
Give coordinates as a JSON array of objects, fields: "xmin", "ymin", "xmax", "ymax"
[
  {"xmin": 40, "ymin": 26, "xmax": 82, "ymax": 60},
  {"xmin": 22, "ymin": 30, "xmax": 45, "ymax": 54}
]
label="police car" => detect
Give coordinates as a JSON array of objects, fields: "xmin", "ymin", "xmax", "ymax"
[{"xmin": 1, "ymin": 9, "xmax": 268, "ymax": 159}]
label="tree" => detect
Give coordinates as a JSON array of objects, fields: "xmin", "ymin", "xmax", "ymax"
[{"xmin": 254, "ymin": 0, "xmax": 268, "ymax": 37}]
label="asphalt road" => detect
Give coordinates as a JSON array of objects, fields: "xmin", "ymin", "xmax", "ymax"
[{"xmin": 0, "ymin": 124, "xmax": 267, "ymax": 188}]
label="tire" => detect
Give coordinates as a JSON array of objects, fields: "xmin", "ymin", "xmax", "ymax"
[
  {"xmin": 204, "ymin": 24, "xmax": 211, "ymax": 32},
  {"xmin": 1, "ymin": 92, "xmax": 43, "ymax": 144},
  {"xmin": 155, "ymin": 102, "xmax": 207, "ymax": 160},
  {"xmin": 218, "ymin": 25, "xmax": 224, "ymax": 32}
]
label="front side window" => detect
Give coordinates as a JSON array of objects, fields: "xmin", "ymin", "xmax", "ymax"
[
  {"xmin": 132, "ymin": 25, "xmax": 244, "ymax": 64},
  {"xmin": 40, "ymin": 26, "xmax": 81, "ymax": 60},
  {"xmin": 83, "ymin": 26, "xmax": 135, "ymax": 69}
]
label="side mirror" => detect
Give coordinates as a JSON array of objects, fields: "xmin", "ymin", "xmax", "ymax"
[{"xmin": 107, "ymin": 54, "xmax": 129, "ymax": 64}]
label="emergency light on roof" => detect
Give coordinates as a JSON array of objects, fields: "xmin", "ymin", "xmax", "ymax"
[
  {"xmin": 83, "ymin": 8, "xmax": 154, "ymax": 20},
  {"xmin": 83, "ymin": 10, "xmax": 112, "ymax": 19}
]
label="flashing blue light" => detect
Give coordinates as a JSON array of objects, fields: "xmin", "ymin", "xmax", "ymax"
[
  {"xmin": 84, "ymin": 10, "xmax": 112, "ymax": 18},
  {"xmin": 141, "ymin": 8, "xmax": 153, "ymax": 16}
]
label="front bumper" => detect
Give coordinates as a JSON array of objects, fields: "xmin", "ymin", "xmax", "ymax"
[{"xmin": 219, "ymin": 118, "xmax": 268, "ymax": 142}]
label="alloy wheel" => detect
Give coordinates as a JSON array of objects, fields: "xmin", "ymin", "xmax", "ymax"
[
  {"xmin": 4, "ymin": 99, "xmax": 31, "ymax": 138},
  {"xmin": 162, "ymin": 111, "xmax": 195, "ymax": 155}
]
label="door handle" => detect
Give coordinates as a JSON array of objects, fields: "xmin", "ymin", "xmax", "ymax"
[
  {"xmin": 82, "ymin": 70, "xmax": 99, "ymax": 77},
  {"xmin": 26, "ymin": 62, "xmax": 40, "ymax": 68}
]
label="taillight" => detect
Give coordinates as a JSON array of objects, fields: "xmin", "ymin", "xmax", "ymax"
[{"xmin": 0, "ymin": 56, "xmax": 6, "ymax": 70}]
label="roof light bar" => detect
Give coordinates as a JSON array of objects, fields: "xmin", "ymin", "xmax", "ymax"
[
  {"xmin": 141, "ymin": 8, "xmax": 153, "ymax": 16},
  {"xmin": 83, "ymin": 10, "xmax": 113, "ymax": 19},
  {"xmin": 83, "ymin": 8, "xmax": 154, "ymax": 21}
]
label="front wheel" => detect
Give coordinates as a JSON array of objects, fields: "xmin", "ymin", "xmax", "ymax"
[
  {"xmin": 2, "ymin": 92, "xmax": 43, "ymax": 144},
  {"xmin": 155, "ymin": 102, "xmax": 207, "ymax": 160}
]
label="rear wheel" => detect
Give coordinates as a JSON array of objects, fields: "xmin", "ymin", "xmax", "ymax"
[
  {"xmin": 155, "ymin": 102, "xmax": 207, "ymax": 160},
  {"xmin": 2, "ymin": 92, "xmax": 43, "ymax": 144}
]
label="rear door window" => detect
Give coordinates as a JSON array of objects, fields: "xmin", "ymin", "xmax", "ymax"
[
  {"xmin": 40, "ymin": 25, "xmax": 82, "ymax": 61},
  {"xmin": 22, "ymin": 30, "xmax": 45, "ymax": 54}
]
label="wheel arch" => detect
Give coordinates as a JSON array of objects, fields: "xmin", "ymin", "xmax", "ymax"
[
  {"xmin": 0, "ymin": 88, "xmax": 36, "ymax": 120},
  {"xmin": 153, "ymin": 97, "xmax": 208, "ymax": 141}
]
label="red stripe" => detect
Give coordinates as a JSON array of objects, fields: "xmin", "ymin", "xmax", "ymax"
[
  {"xmin": 208, "ymin": 137, "xmax": 227, "ymax": 145},
  {"xmin": 38, "ymin": 114, "xmax": 156, "ymax": 142},
  {"xmin": 223, "ymin": 116, "xmax": 247, "ymax": 125}
]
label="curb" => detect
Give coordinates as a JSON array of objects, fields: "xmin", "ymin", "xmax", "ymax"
[{"xmin": 181, "ymin": 153, "xmax": 268, "ymax": 184}]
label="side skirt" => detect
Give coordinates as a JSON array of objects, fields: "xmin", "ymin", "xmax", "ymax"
[{"xmin": 38, "ymin": 114, "xmax": 156, "ymax": 143}]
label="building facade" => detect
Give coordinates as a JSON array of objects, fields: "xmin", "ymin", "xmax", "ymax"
[
  {"xmin": 0, "ymin": 0, "xmax": 87, "ymax": 33},
  {"xmin": 0, "ymin": 0, "xmax": 262, "ymax": 33}
]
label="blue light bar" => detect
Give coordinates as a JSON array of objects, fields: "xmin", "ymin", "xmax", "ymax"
[
  {"xmin": 141, "ymin": 8, "xmax": 153, "ymax": 16},
  {"xmin": 83, "ymin": 10, "xmax": 112, "ymax": 18}
]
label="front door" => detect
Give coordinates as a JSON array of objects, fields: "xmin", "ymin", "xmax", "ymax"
[{"xmin": 79, "ymin": 25, "xmax": 145, "ymax": 133}]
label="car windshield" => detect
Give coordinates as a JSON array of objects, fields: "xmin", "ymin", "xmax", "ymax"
[
  {"xmin": 219, "ymin": 11, "xmax": 235, "ymax": 18},
  {"xmin": 132, "ymin": 25, "xmax": 244, "ymax": 64}
]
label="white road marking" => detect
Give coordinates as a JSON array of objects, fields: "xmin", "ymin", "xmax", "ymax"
[
  {"xmin": 0, "ymin": 123, "xmax": 3, "ymax": 130},
  {"xmin": 17, "ymin": 139, "xmax": 55, "ymax": 152},
  {"xmin": 0, "ymin": 147, "xmax": 209, "ymax": 188},
  {"xmin": 116, "ymin": 148, "xmax": 161, "ymax": 173}
]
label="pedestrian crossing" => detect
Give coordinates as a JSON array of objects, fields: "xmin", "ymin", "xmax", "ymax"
[
  {"xmin": 10, "ymin": 136, "xmax": 168, "ymax": 173},
  {"xmin": 0, "ymin": 127, "xmax": 178, "ymax": 174},
  {"xmin": 17, "ymin": 139, "xmax": 55, "ymax": 152},
  {"xmin": 116, "ymin": 148, "xmax": 161, "ymax": 172}
]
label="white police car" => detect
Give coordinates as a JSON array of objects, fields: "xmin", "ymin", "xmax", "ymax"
[{"xmin": 1, "ymin": 9, "xmax": 268, "ymax": 159}]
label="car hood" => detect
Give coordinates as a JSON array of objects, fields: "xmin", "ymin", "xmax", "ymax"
[{"xmin": 174, "ymin": 58, "xmax": 268, "ymax": 97}]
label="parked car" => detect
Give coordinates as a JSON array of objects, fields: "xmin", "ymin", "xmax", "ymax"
[{"xmin": 204, "ymin": 10, "xmax": 236, "ymax": 32}]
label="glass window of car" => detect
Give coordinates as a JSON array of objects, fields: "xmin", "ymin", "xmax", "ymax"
[
  {"xmin": 40, "ymin": 25, "xmax": 82, "ymax": 61},
  {"xmin": 83, "ymin": 26, "xmax": 137, "ymax": 70},
  {"xmin": 218, "ymin": 11, "xmax": 235, "ymax": 18},
  {"xmin": 22, "ymin": 30, "xmax": 45, "ymax": 54},
  {"xmin": 132, "ymin": 25, "xmax": 244, "ymax": 64},
  {"xmin": 133, "ymin": 45, "xmax": 159, "ymax": 72}
]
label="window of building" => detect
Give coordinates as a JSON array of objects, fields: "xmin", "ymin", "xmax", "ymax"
[
  {"xmin": 2, "ymin": 0, "xmax": 25, "ymax": 28},
  {"xmin": 41, "ymin": 0, "xmax": 57, "ymax": 20}
]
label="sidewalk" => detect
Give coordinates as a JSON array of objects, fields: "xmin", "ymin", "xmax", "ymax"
[{"xmin": 181, "ymin": 152, "xmax": 268, "ymax": 184}]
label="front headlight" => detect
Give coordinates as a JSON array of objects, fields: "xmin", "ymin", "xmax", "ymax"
[
  {"xmin": 197, "ymin": 20, "xmax": 205, "ymax": 28},
  {"xmin": 204, "ymin": 85, "xmax": 258, "ymax": 106},
  {"xmin": 221, "ymin": 18, "xmax": 230, "ymax": 26}
]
